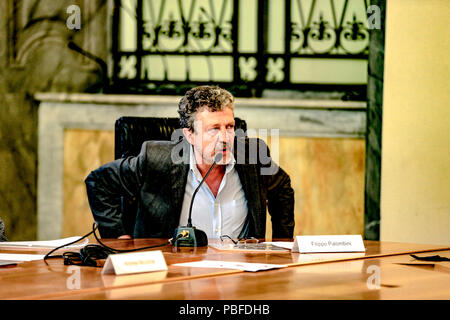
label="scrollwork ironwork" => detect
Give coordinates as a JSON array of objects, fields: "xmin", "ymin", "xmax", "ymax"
[{"xmin": 112, "ymin": 0, "xmax": 370, "ymax": 97}]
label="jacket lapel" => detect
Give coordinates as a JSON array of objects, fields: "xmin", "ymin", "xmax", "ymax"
[
  {"xmin": 168, "ymin": 139, "xmax": 190, "ymax": 233},
  {"xmin": 234, "ymin": 137, "xmax": 265, "ymax": 238}
]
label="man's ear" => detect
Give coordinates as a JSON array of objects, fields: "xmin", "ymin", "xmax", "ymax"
[{"xmin": 183, "ymin": 128, "xmax": 194, "ymax": 145}]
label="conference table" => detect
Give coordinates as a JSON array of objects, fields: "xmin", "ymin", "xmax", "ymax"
[{"xmin": 0, "ymin": 238, "xmax": 449, "ymax": 302}]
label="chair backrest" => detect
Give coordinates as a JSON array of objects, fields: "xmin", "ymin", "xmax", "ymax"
[
  {"xmin": 114, "ymin": 116, "xmax": 247, "ymax": 235},
  {"xmin": 115, "ymin": 117, "xmax": 181, "ymax": 159}
]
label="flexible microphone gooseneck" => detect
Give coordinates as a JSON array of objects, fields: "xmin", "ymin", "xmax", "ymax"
[{"xmin": 174, "ymin": 152, "xmax": 223, "ymax": 247}]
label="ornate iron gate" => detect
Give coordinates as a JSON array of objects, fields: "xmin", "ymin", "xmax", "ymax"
[{"xmin": 111, "ymin": 0, "xmax": 370, "ymax": 97}]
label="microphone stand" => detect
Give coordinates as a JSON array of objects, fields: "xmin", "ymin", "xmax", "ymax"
[{"xmin": 173, "ymin": 153, "xmax": 223, "ymax": 247}]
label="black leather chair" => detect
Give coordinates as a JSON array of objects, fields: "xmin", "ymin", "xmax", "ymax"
[{"xmin": 114, "ymin": 116, "xmax": 247, "ymax": 235}]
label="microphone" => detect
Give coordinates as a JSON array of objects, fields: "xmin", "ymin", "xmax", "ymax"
[{"xmin": 173, "ymin": 152, "xmax": 223, "ymax": 247}]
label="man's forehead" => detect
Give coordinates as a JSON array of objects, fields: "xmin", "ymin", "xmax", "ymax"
[
  {"xmin": 193, "ymin": 107, "xmax": 234, "ymax": 129},
  {"xmin": 197, "ymin": 105, "xmax": 234, "ymax": 118},
  {"xmin": 198, "ymin": 103, "xmax": 234, "ymax": 112}
]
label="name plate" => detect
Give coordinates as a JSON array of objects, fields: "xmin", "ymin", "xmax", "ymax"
[
  {"xmin": 292, "ymin": 235, "xmax": 365, "ymax": 253},
  {"xmin": 102, "ymin": 250, "xmax": 168, "ymax": 275}
]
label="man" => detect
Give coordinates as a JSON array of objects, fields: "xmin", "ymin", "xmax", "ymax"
[{"xmin": 85, "ymin": 86, "xmax": 294, "ymax": 240}]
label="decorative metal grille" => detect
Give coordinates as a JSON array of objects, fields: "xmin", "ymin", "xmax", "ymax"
[{"xmin": 111, "ymin": 0, "xmax": 370, "ymax": 97}]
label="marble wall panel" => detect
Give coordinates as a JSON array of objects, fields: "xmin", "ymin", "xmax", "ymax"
[
  {"xmin": 0, "ymin": 93, "xmax": 37, "ymax": 240},
  {"xmin": 63, "ymin": 129, "xmax": 114, "ymax": 237},
  {"xmin": 0, "ymin": 0, "xmax": 109, "ymax": 240}
]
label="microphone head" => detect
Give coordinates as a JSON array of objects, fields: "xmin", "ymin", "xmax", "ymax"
[{"xmin": 214, "ymin": 152, "xmax": 223, "ymax": 163}]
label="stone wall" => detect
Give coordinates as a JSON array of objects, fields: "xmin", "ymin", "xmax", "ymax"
[{"xmin": 0, "ymin": 0, "xmax": 108, "ymax": 240}]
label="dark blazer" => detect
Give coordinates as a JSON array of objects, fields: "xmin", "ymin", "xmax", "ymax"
[{"xmin": 85, "ymin": 137, "xmax": 295, "ymax": 239}]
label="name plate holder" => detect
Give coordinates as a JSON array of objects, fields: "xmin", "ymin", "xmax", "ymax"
[
  {"xmin": 292, "ymin": 235, "xmax": 365, "ymax": 253},
  {"xmin": 102, "ymin": 250, "xmax": 168, "ymax": 275}
]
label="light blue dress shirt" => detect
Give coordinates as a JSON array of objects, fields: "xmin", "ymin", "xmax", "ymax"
[{"xmin": 178, "ymin": 146, "xmax": 248, "ymax": 239}]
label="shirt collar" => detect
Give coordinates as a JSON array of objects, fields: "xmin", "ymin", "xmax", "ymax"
[{"xmin": 189, "ymin": 145, "xmax": 236, "ymax": 182}]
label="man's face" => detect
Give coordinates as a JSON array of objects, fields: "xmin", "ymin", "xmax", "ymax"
[{"xmin": 184, "ymin": 106, "xmax": 235, "ymax": 166}]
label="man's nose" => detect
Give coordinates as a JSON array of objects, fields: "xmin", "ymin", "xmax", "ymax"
[
  {"xmin": 218, "ymin": 127, "xmax": 227, "ymax": 141},
  {"xmin": 218, "ymin": 127, "xmax": 233, "ymax": 142}
]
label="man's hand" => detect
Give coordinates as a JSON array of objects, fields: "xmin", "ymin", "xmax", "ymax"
[{"xmin": 118, "ymin": 234, "xmax": 132, "ymax": 239}]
